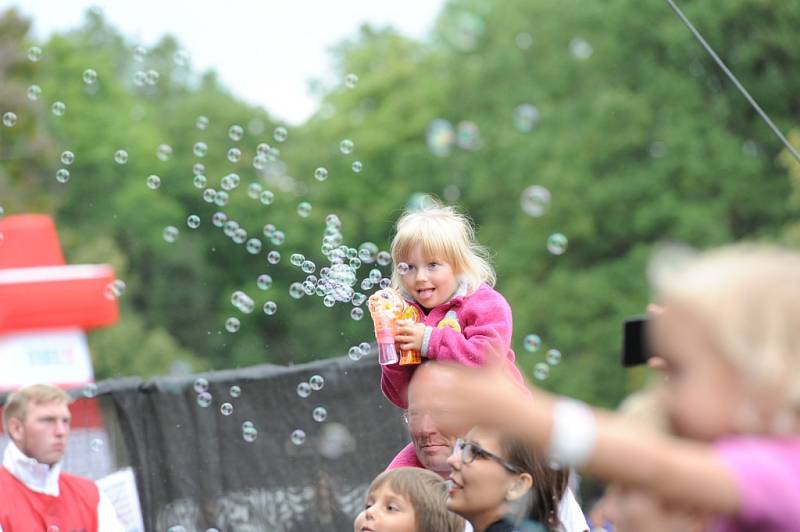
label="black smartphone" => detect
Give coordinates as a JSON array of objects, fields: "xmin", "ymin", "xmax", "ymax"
[{"xmin": 621, "ymin": 315, "xmax": 652, "ymax": 367}]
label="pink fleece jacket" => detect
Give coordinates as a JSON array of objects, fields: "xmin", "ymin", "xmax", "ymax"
[{"xmin": 380, "ymin": 283, "xmax": 524, "ymax": 410}]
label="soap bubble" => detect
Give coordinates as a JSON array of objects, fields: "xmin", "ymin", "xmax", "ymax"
[
  {"xmin": 339, "ymin": 139, "xmax": 354, "ymax": 155},
  {"xmin": 344, "ymin": 73, "xmax": 359, "ymax": 88},
  {"xmin": 297, "ymin": 382, "xmax": 312, "ymax": 398},
  {"xmin": 146, "ymin": 175, "xmax": 161, "ymax": 190},
  {"xmin": 289, "ymin": 282, "xmax": 305, "ymax": 299},
  {"xmin": 262, "ymin": 301, "xmax": 277, "ymax": 315},
  {"xmin": 114, "ymin": 150, "xmax": 128, "ymax": 164},
  {"xmin": 297, "ymin": 202, "xmax": 312, "ymax": 218},
  {"xmin": 301, "ymin": 260, "xmax": 315, "ymax": 274},
  {"xmin": 273, "ymin": 127, "xmax": 288, "ymax": 142},
  {"xmin": 103, "ymin": 279, "xmax": 126, "ymax": 300},
  {"xmin": 533, "ymin": 363, "xmax": 550, "ymax": 380},
  {"xmin": 220, "ymin": 402, "xmax": 234, "ymax": 416},
  {"xmin": 82, "ymin": 68, "xmax": 97, "ymax": 84},
  {"xmin": 515, "ymin": 32, "xmax": 533, "ymax": 49},
  {"xmin": 90, "ymin": 438, "xmax": 104, "ymax": 452},
  {"xmin": 27, "ymin": 46, "xmax": 42, "ymax": 62},
  {"xmin": 521, "ymin": 185, "xmax": 551, "ymax": 217},
  {"xmin": 227, "ymin": 147, "xmax": 241, "ymax": 163},
  {"xmin": 202, "ymin": 188, "xmax": 216, "ymax": 203},
  {"xmin": 358, "ymin": 243, "xmax": 378, "ymax": 264},
  {"xmin": 396, "ymin": 262, "xmax": 410, "ymax": 275},
  {"xmin": 196, "ymin": 116, "xmax": 209, "ymax": 130},
  {"xmin": 312, "ymin": 406, "xmax": 328, "ymax": 423},
  {"xmin": 145, "ymin": 69, "xmax": 159, "ymax": 85},
  {"xmin": 212, "ymin": 211, "xmax": 227, "ymax": 227},
  {"xmin": 246, "ymin": 239, "xmax": 262, "ymax": 254},
  {"xmin": 132, "ymin": 70, "xmax": 146, "ymax": 87},
  {"xmin": 231, "ymin": 291, "xmax": 255, "ymax": 314},
  {"xmin": 350, "ymin": 308, "xmax": 364, "ymax": 320},
  {"xmin": 247, "ymin": 183, "xmax": 263, "ymax": 199},
  {"xmin": 513, "ymin": 104, "xmax": 540, "ymax": 132},
  {"xmin": 156, "ymin": 144, "xmax": 173, "ymax": 161},
  {"xmin": 314, "ymin": 167, "xmax": 328, "ymax": 182},
  {"xmin": 51, "ymin": 101, "xmax": 66, "ymax": 116},
  {"xmin": 242, "ymin": 426, "xmax": 257, "ymax": 442},
  {"xmin": 456, "ymin": 121, "xmax": 481, "ymax": 150},
  {"xmin": 27, "ymin": 85, "xmax": 42, "ymax": 100},
  {"xmin": 225, "ymin": 317, "xmax": 240, "ymax": 333},
  {"xmin": 376, "ymin": 251, "xmax": 391, "ymax": 266},
  {"xmin": 256, "ymin": 143, "xmax": 270, "ymax": 156},
  {"xmin": 291, "ymin": 429, "xmax": 306, "ymax": 446},
  {"xmin": 348, "ymin": 346, "xmax": 362, "ymax": 361},
  {"xmin": 193, "ymin": 142, "xmax": 207, "ymax": 157},
  {"xmin": 60, "ymin": 151, "xmax": 74, "ymax": 165},
  {"xmin": 309, "ymin": 375, "xmax": 324, "ymax": 391},
  {"xmin": 547, "ymin": 233, "xmax": 568, "ymax": 255},
  {"xmin": 523, "ymin": 334, "xmax": 542, "ymax": 353},
  {"xmin": 229, "ymin": 385, "xmax": 241, "ymax": 398},
  {"xmin": 194, "ymin": 377, "xmax": 209, "ymax": 393},
  {"xmin": 359, "ymin": 342, "xmax": 372, "ymax": 355},
  {"xmin": 260, "ymin": 190, "xmax": 274, "ymax": 205},
  {"xmin": 546, "ymin": 349, "xmax": 562, "ymax": 365},
  {"xmin": 267, "ymin": 251, "xmax": 280, "ymax": 264},
  {"xmin": 2, "ymin": 112, "xmax": 17, "ymax": 127},
  {"xmin": 271, "ymin": 231, "xmax": 285, "ymax": 246},
  {"xmin": 323, "ymin": 294, "xmax": 336, "ymax": 307},
  {"xmin": 228, "ymin": 125, "xmax": 244, "ymax": 141},
  {"xmin": 196, "ymin": 392, "xmax": 212, "ymax": 408},
  {"xmin": 192, "ymin": 172, "xmax": 207, "ymax": 188},
  {"xmin": 163, "ymin": 226, "xmax": 179, "ymax": 243},
  {"xmin": 262, "ymin": 224, "xmax": 276, "ymax": 238},
  {"xmin": 351, "ymin": 160, "xmax": 363, "ymax": 173},
  {"xmin": 290, "ymin": 253, "xmax": 305, "ymax": 267},
  {"xmin": 256, "ymin": 274, "xmax": 272, "ymax": 290},
  {"xmin": 82, "ymin": 383, "xmax": 98, "ymax": 398},
  {"xmin": 55, "ymin": 169, "xmax": 70, "ymax": 183},
  {"xmin": 569, "ymin": 37, "xmax": 593, "ymax": 60},
  {"xmin": 426, "ymin": 119, "xmax": 454, "ymax": 157}
]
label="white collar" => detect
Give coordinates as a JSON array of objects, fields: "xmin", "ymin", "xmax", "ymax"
[{"xmin": 2, "ymin": 441, "xmax": 62, "ymax": 496}]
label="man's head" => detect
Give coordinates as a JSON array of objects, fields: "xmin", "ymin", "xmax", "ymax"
[
  {"xmin": 3, "ymin": 384, "xmax": 72, "ymax": 465},
  {"xmin": 406, "ymin": 366, "xmax": 468, "ymax": 477}
]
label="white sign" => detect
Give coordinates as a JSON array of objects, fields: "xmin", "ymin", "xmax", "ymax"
[
  {"xmin": 96, "ymin": 467, "xmax": 146, "ymax": 532},
  {"xmin": 0, "ymin": 328, "xmax": 94, "ymax": 391}
]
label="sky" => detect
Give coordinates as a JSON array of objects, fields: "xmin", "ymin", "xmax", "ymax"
[{"xmin": 3, "ymin": 0, "xmax": 447, "ymax": 125}]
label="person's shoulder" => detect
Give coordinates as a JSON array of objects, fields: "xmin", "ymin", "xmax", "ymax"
[
  {"xmin": 464, "ymin": 284, "xmax": 510, "ymax": 308},
  {"xmin": 59, "ymin": 471, "xmax": 100, "ymax": 493}
]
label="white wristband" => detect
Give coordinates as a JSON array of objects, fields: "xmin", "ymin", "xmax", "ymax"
[{"xmin": 547, "ymin": 398, "xmax": 597, "ymax": 469}]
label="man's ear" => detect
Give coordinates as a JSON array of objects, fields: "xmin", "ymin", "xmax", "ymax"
[
  {"xmin": 506, "ymin": 472, "xmax": 533, "ymax": 501},
  {"xmin": 7, "ymin": 417, "xmax": 24, "ymax": 442}
]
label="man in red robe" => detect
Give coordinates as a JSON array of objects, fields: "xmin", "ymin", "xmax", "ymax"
[{"xmin": 0, "ymin": 384, "xmax": 123, "ymax": 531}]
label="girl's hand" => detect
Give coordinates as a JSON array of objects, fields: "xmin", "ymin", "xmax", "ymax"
[{"xmin": 395, "ymin": 322, "xmax": 426, "ymax": 351}]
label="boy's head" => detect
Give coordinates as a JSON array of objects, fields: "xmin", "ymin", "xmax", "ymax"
[
  {"xmin": 3, "ymin": 384, "xmax": 72, "ymax": 465},
  {"xmin": 650, "ymin": 244, "xmax": 800, "ymax": 438},
  {"xmin": 354, "ymin": 467, "xmax": 464, "ymax": 532}
]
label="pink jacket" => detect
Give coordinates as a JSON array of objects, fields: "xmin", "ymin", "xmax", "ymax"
[{"xmin": 380, "ymin": 283, "xmax": 524, "ymax": 409}]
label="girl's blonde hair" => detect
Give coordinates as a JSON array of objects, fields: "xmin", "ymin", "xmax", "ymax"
[
  {"xmin": 365, "ymin": 467, "xmax": 464, "ymax": 532},
  {"xmin": 651, "ymin": 244, "xmax": 800, "ymax": 416},
  {"xmin": 390, "ymin": 202, "xmax": 495, "ymax": 294}
]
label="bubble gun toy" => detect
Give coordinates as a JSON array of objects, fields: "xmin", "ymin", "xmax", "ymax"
[{"xmin": 367, "ymin": 288, "xmax": 422, "ymax": 366}]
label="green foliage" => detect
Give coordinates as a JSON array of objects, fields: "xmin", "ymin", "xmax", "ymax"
[{"xmin": 2, "ymin": 1, "xmax": 799, "ymax": 406}]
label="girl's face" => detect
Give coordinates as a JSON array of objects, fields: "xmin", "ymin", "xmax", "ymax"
[
  {"xmin": 445, "ymin": 428, "xmax": 519, "ymax": 526},
  {"xmin": 652, "ymin": 305, "xmax": 745, "ymax": 440},
  {"xmin": 354, "ymin": 483, "xmax": 416, "ymax": 532},
  {"xmin": 399, "ymin": 245, "xmax": 459, "ymax": 309}
]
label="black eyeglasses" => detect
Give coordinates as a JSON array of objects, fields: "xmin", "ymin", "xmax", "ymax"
[{"xmin": 453, "ymin": 438, "xmax": 523, "ymax": 474}]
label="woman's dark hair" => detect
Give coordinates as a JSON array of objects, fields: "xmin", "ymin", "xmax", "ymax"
[{"xmin": 499, "ymin": 433, "xmax": 569, "ymax": 531}]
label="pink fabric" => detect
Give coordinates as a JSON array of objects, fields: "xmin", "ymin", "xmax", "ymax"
[
  {"xmin": 711, "ymin": 436, "xmax": 800, "ymax": 532},
  {"xmin": 380, "ymin": 284, "xmax": 524, "ymax": 409},
  {"xmin": 385, "ymin": 442, "xmax": 423, "ymax": 471}
]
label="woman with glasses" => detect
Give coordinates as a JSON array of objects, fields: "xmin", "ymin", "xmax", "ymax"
[{"xmin": 446, "ymin": 426, "xmax": 568, "ymax": 532}]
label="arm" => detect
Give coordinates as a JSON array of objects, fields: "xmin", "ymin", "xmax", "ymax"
[
  {"xmin": 427, "ymin": 289, "xmax": 514, "ymax": 366},
  {"xmin": 418, "ymin": 363, "xmax": 742, "ymax": 515},
  {"xmin": 379, "ymin": 362, "xmax": 416, "ymax": 409}
]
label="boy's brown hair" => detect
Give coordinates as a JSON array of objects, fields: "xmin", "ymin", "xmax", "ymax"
[{"xmin": 366, "ymin": 467, "xmax": 464, "ymax": 532}]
